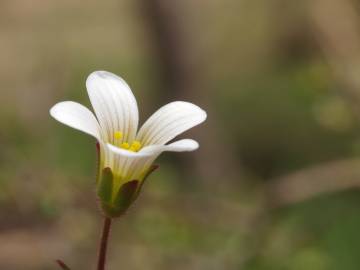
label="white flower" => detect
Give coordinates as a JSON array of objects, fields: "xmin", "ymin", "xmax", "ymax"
[{"xmin": 50, "ymin": 71, "xmax": 206, "ymax": 216}]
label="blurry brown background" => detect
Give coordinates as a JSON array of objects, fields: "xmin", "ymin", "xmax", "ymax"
[{"xmin": 2, "ymin": 0, "xmax": 360, "ymax": 269}]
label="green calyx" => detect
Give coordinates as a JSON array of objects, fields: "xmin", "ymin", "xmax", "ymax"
[{"xmin": 96, "ymin": 165, "xmax": 158, "ymax": 218}]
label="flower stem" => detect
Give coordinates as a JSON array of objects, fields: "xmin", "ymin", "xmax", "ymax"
[
  {"xmin": 97, "ymin": 217, "xmax": 112, "ymax": 270},
  {"xmin": 56, "ymin": 259, "xmax": 71, "ymax": 270}
]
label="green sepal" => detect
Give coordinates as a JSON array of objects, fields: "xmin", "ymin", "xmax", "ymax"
[
  {"xmin": 101, "ymin": 180, "xmax": 139, "ymax": 218},
  {"xmin": 99, "ymin": 165, "xmax": 159, "ymax": 218},
  {"xmin": 97, "ymin": 167, "xmax": 113, "ymax": 203},
  {"xmin": 113, "ymin": 180, "xmax": 139, "ymax": 210}
]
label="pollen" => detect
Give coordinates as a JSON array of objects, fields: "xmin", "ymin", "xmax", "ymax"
[
  {"xmin": 120, "ymin": 142, "xmax": 130, "ymax": 149},
  {"xmin": 114, "ymin": 131, "xmax": 123, "ymax": 140},
  {"xmin": 129, "ymin": 140, "xmax": 142, "ymax": 152},
  {"xmin": 118, "ymin": 139, "xmax": 142, "ymax": 152}
]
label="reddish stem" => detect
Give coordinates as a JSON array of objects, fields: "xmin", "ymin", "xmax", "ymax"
[
  {"xmin": 97, "ymin": 217, "xmax": 112, "ymax": 270},
  {"xmin": 56, "ymin": 259, "xmax": 71, "ymax": 270}
]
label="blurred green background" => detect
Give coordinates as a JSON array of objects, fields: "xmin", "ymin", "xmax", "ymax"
[{"xmin": 2, "ymin": 0, "xmax": 360, "ymax": 269}]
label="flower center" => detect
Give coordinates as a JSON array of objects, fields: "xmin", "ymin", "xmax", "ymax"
[{"xmin": 113, "ymin": 131, "xmax": 142, "ymax": 152}]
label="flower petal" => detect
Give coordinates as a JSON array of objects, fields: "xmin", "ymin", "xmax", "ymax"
[
  {"xmin": 140, "ymin": 139, "xmax": 199, "ymax": 155},
  {"xmin": 50, "ymin": 101, "xmax": 101, "ymax": 139},
  {"xmin": 106, "ymin": 143, "xmax": 151, "ymax": 158},
  {"xmin": 136, "ymin": 101, "xmax": 206, "ymax": 146},
  {"xmin": 134, "ymin": 139, "xmax": 199, "ymax": 177},
  {"xmin": 103, "ymin": 144, "xmax": 154, "ymax": 188},
  {"xmin": 86, "ymin": 71, "xmax": 139, "ymax": 143}
]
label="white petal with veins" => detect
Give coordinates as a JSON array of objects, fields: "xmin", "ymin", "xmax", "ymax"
[
  {"xmin": 104, "ymin": 143, "xmax": 154, "ymax": 192},
  {"xmin": 50, "ymin": 101, "xmax": 101, "ymax": 140},
  {"xmin": 86, "ymin": 71, "xmax": 139, "ymax": 143},
  {"xmin": 137, "ymin": 139, "xmax": 199, "ymax": 176},
  {"xmin": 136, "ymin": 101, "xmax": 206, "ymax": 146},
  {"xmin": 140, "ymin": 139, "xmax": 199, "ymax": 155}
]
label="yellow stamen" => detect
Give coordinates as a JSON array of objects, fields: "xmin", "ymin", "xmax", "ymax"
[
  {"xmin": 114, "ymin": 131, "xmax": 123, "ymax": 140},
  {"xmin": 120, "ymin": 142, "xmax": 130, "ymax": 149},
  {"xmin": 129, "ymin": 140, "xmax": 142, "ymax": 152}
]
